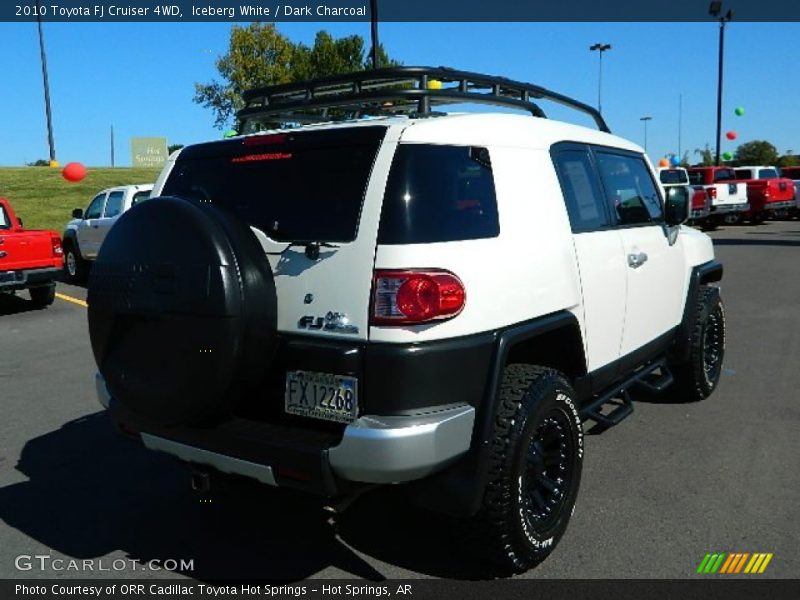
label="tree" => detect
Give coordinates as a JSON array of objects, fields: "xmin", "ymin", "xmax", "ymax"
[
  {"xmin": 777, "ymin": 154, "xmax": 799, "ymax": 168},
  {"xmin": 694, "ymin": 144, "xmax": 714, "ymax": 167},
  {"xmin": 735, "ymin": 140, "xmax": 779, "ymax": 166},
  {"xmin": 194, "ymin": 24, "xmax": 397, "ymax": 128}
]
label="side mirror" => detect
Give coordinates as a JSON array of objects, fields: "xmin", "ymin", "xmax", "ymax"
[
  {"xmin": 17, "ymin": 217, "xmax": 23, "ymax": 228},
  {"xmin": 665, "ymin": 186, "xmax": 690, "ymax": 226},
  {"xmin": 72, "ymin": 208, "xmax": 83, "ymax": 219}
]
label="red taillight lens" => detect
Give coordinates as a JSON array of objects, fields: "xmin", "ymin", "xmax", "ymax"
[
  {"xmin": 51, "ymin": 237, "xmax": 63, "ymax": 257},
  {"xmin": 706, "ymin": 186, "xmax": 717, "ymax": 200},
  {"xmin": 372, "ymin": 270, "xmax": 465, "ymax": 325}
]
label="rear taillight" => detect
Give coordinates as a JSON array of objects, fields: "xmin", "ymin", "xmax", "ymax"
[
  {"xmin": 371, "ymin": 270, "xmax": 466, "ymax": 325},
  {"xmin": 51, "ymin": 237, "xmax": 63, "ymax": 257},
  {"xmin": 706, "ymin": 186, "xmax": 717, "ymax": 200}
]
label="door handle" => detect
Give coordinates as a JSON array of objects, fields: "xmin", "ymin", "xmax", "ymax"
[
  {"xmin": 0, "ymin": 251, "xmax": 7, "ymax": 258},
  {"xmin": 627, "ymin": 252, "xmax": 648, "ymax": 268}
]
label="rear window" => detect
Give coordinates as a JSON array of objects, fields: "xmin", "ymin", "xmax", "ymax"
[
  {"xmin": 378, "ymin": 145, "xmax": 499, "ymax": 244},
  {"xmin": 659, "ymin": 169, "xmax": 688, "ymax": 185},
  {"xmin": 758, "ymin": 168, "xmax": 779, "ymax": 179},
  {"xmin": 781, "ymin": 167, "xmax": 800, "ymax": 179},
  {"xmin": 714, "ymin": 169, "xmax": 736, "ymax": 182},
  {"xmin": 0, "ymin": 205, "xmax": 9, "ymax": 229},
  {"xmin": 131, "ymin": 190, "xmax": 151, "ymax": 206},
  {"xmin": 735, "ymin": 169, "xmax": 752, "ymax": 179},
  {"xmin": 687, "ymin": 171, "xmax": 705, "ymax": 185},
  {"xmin": 161, "ymin": 127, "xmax": 385, "ymax": 243}
]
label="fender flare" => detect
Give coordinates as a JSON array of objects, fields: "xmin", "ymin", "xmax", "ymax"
[{"xmin": 671, "ymin": 259, "xmax": 723, "ymax": 363}]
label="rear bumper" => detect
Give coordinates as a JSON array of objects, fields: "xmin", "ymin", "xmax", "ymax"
[
  {"xmin": 710, "ymin": 202, "xmax": 749, "ymax": 214},
  {"xmin": 765, "ymin": 200, "xmax": 795, "ymax": 211},
  {"xmin": 96, "ymin": 373, "xmax": 475, "ymax": 493},
  {"xmin": 0, "ymin": 266, "xmax": 61, "ymax": 290}
]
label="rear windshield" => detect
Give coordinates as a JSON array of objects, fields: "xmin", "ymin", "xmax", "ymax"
[
  {"xmin": 758, "ymin": 168, "xmax": 779, "ymax": 179},
  {"xmin": 781, "ymin": 167, "xmax": 800, "ymax": 179},
  {"xmin": 378, "ymin": 144, "xmax": 499, "ymax": 244},
  {"xmin": 714, "ymin": 169, "xmax": 736, "ymax": 182},
  {"xmin": 734, "ymin": 169, "xmax": 752, "ymax": 179},
  {"xmin": 0, "ymin": 205, "xmax": 9, "ymax": 229},
  {"xmin": 687, "ymin": 171, "xmax": 705, "ymax": 185},
  {"xmin": 659, "ymin": 169, "xmax": 688, "ymax": 185},
  {"xmin": 161, "ymin": 127, "xmax": 385, "ymax": 242}
]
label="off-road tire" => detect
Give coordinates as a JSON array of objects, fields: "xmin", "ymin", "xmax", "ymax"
[
  {"xmin": 470, "ymin": 365, "xmax": 583, "ymax": 575},
  {"xmin": 63, "ymin": 242, "xmax": 88, "ymax": 284},
  {"xmin": 29, "ymin": 284, "xmax": 55, "ymax": 308},
  {"xmin": 671, "ymin": 286, "xmax": 725, "ymax": 401}
]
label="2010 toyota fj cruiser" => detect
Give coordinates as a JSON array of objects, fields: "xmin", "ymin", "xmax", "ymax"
[{"xmin": 87, "ymin": 67, "xmax": 725, "ymax": 574}]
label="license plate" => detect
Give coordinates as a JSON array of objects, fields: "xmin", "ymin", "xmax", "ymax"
[{"xmin": 285, "ymin": 370, "xmax": 358, "ymax": 424}]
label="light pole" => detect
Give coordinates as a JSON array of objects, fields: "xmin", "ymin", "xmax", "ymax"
[
  {"xmin": 369, "ymin": 0, "xmax": 379, "ymax": 69},
  {"xmin": 35, "ymin": 0, "xmax": 56, "ymax": 165},
  {"xmin": 640, "ymin": 116, "xmax": 653, "ymax": 153},
  {"xmin": 710, "ymin": 1, "xmax": 733, "ymax": 166},
  {"xmin": 589, "ymin": 43, "xmax": 612, "ymax": 115}
]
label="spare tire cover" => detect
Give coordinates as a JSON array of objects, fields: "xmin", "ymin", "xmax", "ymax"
[{"xmin": 88, "ymin": 196, "xmax": 277, "ymax": 425}]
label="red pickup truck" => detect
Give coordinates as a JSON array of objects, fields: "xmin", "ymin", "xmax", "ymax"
[
  {"xmin": 734, "ymin": 166, "xmax": 796, "ymax": 223},
  {"xmin": 0, "ymin": 197, "xmax": 64, "ymax": 307}
]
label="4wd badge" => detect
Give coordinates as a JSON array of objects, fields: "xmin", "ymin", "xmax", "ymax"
[{"xmin": 298, "ymin": 312, "xmax": 359, "ymax": 334}]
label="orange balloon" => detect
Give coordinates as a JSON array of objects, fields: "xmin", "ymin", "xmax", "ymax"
[
  {"xmin": 658, "ymin": 158, "xmax": 670, "ymax": 168},
  {"xmin": 62, "ymin": 162, "xmax": 87, "ymax": 183}
]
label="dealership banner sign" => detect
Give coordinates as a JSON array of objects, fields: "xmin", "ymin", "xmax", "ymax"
[{"xmin": 5, "ymin": 0, "xmax": 800, "ymax": 22}]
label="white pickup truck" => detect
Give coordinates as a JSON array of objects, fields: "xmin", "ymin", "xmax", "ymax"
[
  {"xmin": 62, "ymin": 184, "xmax": 153, "ymax": 282},
  {"xmin": 658, "ymin": 167, "xmax": 712, "ymax": 228},
  {"xmin": 686, "ymin": 167, "xmax": 749, "ymax": 225}
]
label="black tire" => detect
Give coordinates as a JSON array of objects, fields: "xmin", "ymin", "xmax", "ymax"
[
  {"xmin": 749, "ymin": 212, "xmax": 765, "ymax": 225},
  {"xmin": 29, "ymin": 284, "xmax": 55, "ymax": 308},
  {"xmin": 469, "ymin": 365, "xmax": 583, "ymax": 575},
  {"xmin": 63, "ymin": 242, "xmax": 88, "ymax": 284},
  {"xmin": 722, "ymin": 213, "xmax": 741, "ymax": 225},
  {"xmin": 671, "ymin": 287, "xmax": 725, "ymax": 401},
  {"xmin": 700, "ymin": 222, "xmax": 718, "ymax": 232}
]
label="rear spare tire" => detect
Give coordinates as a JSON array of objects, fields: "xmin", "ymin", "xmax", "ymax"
[{"xmin": 87, "ymin": 196, "xmax": 277, "ymax": 426}]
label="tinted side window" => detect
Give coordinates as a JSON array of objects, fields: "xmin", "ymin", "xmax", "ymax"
[
  {"xmin": 758, "ymin": 168, "xmax": 778, "ymax": 179},
  {"xmin": 781, "ymin": 167, "xmax": 800, "ymax": 179},
  {"xmin": 378, "ymin": 145, "xmax": 499, "ymax": 244},
  {"xmin": 596, "ymin": 152, "xmax": 663, "ymax": 225},
  {"xmin": 735, "ymin": 169, "xmax": 751, "ymax": 179},
  {"xmin": 0, "ymin": 205, "xmax": 10, "ymax": 229},
  {"xmin": 553, "ymin": 150, "xmax": 609, "ymax": 232},
  {"xmin": 103, "ymin": 191, "xmax": 125, "ymax": 218},
  {"xmin": 85, "ymin": 194, "xmax": 106, "ymax": 219}
]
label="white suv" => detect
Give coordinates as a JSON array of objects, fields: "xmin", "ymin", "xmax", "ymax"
[{"xmin": 86, "ymin": 67, "xmax": 725, "ymax": 574}]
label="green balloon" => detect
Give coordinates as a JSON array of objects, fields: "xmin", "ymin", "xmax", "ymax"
[
  {"xmin": 734, "ymin": 107, "xmax": 745, "ymax": 116},
  {"xmin": 223, "ymin": 130, "xmax": 238, "ymax": 138},
  {"xmin": 722, "ymin": 151, "xmax": 733, "ymax": 161}
]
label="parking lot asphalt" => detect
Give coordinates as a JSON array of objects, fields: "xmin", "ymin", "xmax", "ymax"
[{"xmin": 0, "ymin": 221, "xmax": 798, "ymax": 581}]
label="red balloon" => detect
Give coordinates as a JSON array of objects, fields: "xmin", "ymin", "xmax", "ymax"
[
  {"xmin": 62, "ymin": 162, "xmax": 87, "ymax": 183},
  {"xmin": 725, "ymin": 131, "xmax": 737, "ymax": 141}
]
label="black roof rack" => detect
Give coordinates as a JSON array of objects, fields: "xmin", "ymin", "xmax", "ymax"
[{"xmin": 237, "ymin": 66, "xmax": 611, "ymax": 134}]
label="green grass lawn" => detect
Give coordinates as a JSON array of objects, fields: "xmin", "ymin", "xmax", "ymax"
[{"xmin": 0, "ymin": 167, "xmax": 161, "ymax": 232}]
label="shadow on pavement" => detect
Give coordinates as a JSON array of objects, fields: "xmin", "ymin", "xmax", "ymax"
[
  {"xmin": 0, "ymin": 292, "xmax": 47, "ymax": 317},
  {"xmin": 712, "ymin": 238, "xmax": 800, "ymax": 247},
  {"xmin": 0, "ymin": 412, "xmax": 487, "ymax": 580}
]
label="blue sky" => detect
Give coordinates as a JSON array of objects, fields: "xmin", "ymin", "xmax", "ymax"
[{"xmin": 1, "ymin": 21, "xmax": 798, "ymax": 166}]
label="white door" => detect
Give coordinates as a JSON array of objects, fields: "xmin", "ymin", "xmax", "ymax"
[
  {"xmin": 94, "ymin": 190, "xmax": 125, "ymax": 255},
  {"xmin": 594, "ymin": 151, "xmax": 686, "ymax": 356},
  {"xmin": 552, "ymin": 146, "xmax": 626, "ymax": 372},
  {"xmin": 78, "ymin": 193, "xmax": 107, "ymax": 258}
]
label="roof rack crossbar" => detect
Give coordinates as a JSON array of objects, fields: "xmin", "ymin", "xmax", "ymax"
[{"xmin": 238, "ymin": 66, "xmax": 610, "ymax": 133}]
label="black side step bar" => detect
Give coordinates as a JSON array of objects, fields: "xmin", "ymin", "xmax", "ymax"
[{"xmin": 580, "ymin": 360, "xmax": 673, "ymax": 432}]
